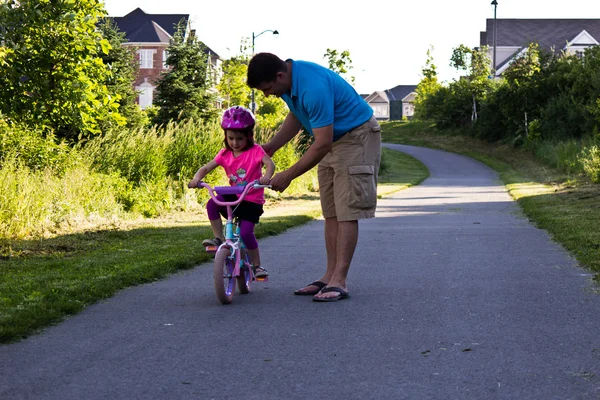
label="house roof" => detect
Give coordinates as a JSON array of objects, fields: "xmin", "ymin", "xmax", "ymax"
[
  {"xmin": 365, "ymin": 91, "xmax": 389, "ymax": 104},
  {"xmin": 111, "ymin": 7, "xmax": 188, "ymax": 42},
  {"xmin": 126, "ymin": 20, "xmax": 172, "ymax": 44},
  {"xmin": 481, "ymin": 19, "xmax": 600, "ymax": 52},
  {"xmin": 110, "ymin": 8, "xmax": 219, "ymax": 57},
  {"xmin": 384, "ymin": 85, "xmax": 418, "ymax": 102}
]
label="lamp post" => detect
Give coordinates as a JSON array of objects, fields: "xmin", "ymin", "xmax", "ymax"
[
  {"xmin": 491, "ymin": 0, "xmax": 498, "ymax": 77},
  {"xmin": 250, "ymin": 29, "xmax": 279, "ymax": 113}
]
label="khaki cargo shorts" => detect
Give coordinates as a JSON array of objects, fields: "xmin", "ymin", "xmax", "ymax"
[{"xmin": 318, "ymin": 115, "xmax": 382, "ymax": 222}]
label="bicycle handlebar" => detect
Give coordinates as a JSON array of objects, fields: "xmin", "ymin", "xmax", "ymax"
[{"xmin": 197, "ymin": 180, "xmax": 270, "ymax": 207}]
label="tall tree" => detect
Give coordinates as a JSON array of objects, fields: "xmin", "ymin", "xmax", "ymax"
[
  {"xmin": 217, "ymin": 56, "xmax": 251, "ymax": 109},
  {"xmin": 324, "ymin": 48, "xmax": 355, "ymax": 85},
  {"xmin": 449, "ymin": 44, "xmax": 492, "ymax": 122},
  {"xmin": 217, "ymin": 37, "xmax": 287, "ymax": 129},
  {"xmin": 414, "ymin": 45, "xmax": 442, "ymax": 120},
  {"xmin": 0, "ymin": 0, "xmax": 124, "ymax": 138},
  {"xmin": 153, "ymin": 22, "xmax": 217, "ymax": 125}
]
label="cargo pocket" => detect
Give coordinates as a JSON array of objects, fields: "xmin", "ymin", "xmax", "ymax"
[
  {"xmin": 348, "ymin": 165, "xmax": 377, "ymax": 209},
  {"xmin": 369, "ymin": 118, "xmax": 381, "ymax": 132}
]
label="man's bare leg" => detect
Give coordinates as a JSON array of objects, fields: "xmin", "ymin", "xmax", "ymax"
[
  {"xmin": 294, "ymin": 217, "xmax": 338, "ymax": 293},
  {"xmin": 314, "ymin": 219, "xmax": 358, "ymax": 300}
]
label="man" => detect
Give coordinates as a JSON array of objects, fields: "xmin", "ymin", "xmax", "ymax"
[{"xmin": 247, "ymin": 53, "xmax": 381, "ymax": 302}]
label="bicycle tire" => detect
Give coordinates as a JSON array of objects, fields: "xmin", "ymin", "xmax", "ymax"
[
  {"xmin": 214, "ymin": 247, "xmax": 235, "ymax": 304},
  {"xmin": 237, "ymin": 249, "xmax": 252, "ymax": 294}
]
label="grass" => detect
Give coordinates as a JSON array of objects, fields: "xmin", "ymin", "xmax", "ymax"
[
  {"xmin": 381, "ymin": 120, "xmax": 600, "ymax": 280},
  {"xmin": 0, "ymin": 148, "xmax": 427, "ymax": 344}
]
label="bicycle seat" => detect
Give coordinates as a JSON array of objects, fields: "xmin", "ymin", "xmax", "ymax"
[{"xmin": 214, "ymin": 186, "xmax": 245, "ymax": 195}]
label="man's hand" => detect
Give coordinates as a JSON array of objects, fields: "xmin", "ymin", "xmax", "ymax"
[{"xmin": 269, "ymin": 171, "xmax": 293, "ymax": 192}]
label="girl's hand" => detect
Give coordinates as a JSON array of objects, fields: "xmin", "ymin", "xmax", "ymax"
[
  {"xmin": 188, "ymin": 178, "xmax": 199, "ymax": 189},
  {"xmin": 259, "ymin": 176, "xmax": 271, "ymax": 185}
]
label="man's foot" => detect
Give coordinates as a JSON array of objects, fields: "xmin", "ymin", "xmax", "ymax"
[
  {"xmin": 252, "ymin": 266, "xmax": 268, "ymax": 279},
  {"xmin": 313, "ymin": 286, "xmax": 349, "ymax": 302},
  {"xmin": 294, "ymin": 281, "xmax": 327, "ymax": 296},
  {"xmin": 202, "ymin": 237, "xmax": 223, "ymax": 247}
]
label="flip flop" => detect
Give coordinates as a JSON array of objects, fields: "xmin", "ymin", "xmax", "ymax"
[
  {"xmin": 312, "ymin": 286, "xmax": 350, "ymax": 302},
  {"xmin": 294, "ymin": 280, "xmax": 327, "ymax": 296}
]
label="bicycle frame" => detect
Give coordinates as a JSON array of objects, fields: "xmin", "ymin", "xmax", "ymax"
[{"xmin": 197, "ymin": 180, "xmax": 269, "ymax": 304}]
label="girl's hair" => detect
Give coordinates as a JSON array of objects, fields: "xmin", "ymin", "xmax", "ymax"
[{"xmin": 223, "ymin": 126, "xmax": 255, "ymax": 152}]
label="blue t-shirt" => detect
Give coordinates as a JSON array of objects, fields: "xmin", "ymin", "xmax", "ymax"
[{"xmin": 281, "ymin": 60, "xmax": 373, "ymax": 141}]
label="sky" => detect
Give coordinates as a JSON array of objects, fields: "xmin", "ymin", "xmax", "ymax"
[{"xmin": 101, "ymin": 0, "xmax": 600, "ymax": 95}]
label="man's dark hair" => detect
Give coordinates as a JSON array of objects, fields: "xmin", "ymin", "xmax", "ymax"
[{"xmin": 247, "ymin": 53, "xmax": 288, "ymax": 88}]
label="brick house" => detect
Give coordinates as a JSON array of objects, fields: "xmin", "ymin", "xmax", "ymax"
[{"xmin": 110, "ymin": 8, "xmax": 221, "ymax": 109}]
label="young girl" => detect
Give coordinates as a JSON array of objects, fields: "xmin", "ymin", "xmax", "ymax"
[{"xmin": 188, "ymin": 106, "xmax": 275, "ymax": 278}]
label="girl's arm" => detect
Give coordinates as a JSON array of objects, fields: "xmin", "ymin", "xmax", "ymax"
[
  {"xmin": 188, "ymin": 159, "xmax": 218, "ymax": 188},
  {"xmin": 259, "ymin": 154, "xmax": 275, "ymax": 185}
]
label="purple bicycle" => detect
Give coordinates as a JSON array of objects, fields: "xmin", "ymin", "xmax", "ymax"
[{"xmin": 197, "ymin": 180, "xmax": 270, "ymax": 305}]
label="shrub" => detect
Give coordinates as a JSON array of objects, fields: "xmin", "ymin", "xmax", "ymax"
[
  {"xmin": 0, "ymin": 120, "xmax": 75, "ymax": 173},
  {"xmin": 579, "ymin": 145, "xmax": 600, "ymax": 183},
  {"xmin": 80, "ymin": 125, "xmax": 169, "ymax": 184},
  {"xmin": 164, "ymin": 118, "xmax": 223, "ymax": 182}
]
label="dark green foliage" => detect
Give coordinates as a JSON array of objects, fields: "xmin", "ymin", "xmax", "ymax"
[
  {"xmin": 153, "ymin": 22, "xmax": 218, "ymax": 125},
  {"xmin": 0, "ymin": 0, "xmax": 123, "ymax": 139},
  {"xmin": 418, "ymin": 42, "xmax": 600, "ymax": 146}
]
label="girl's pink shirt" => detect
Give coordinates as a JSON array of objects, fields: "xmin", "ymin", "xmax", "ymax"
[{"xmin": 214, "ymin": 144, "xmax": 267, "ymax": 205}]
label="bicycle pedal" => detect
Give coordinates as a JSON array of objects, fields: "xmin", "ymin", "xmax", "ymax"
[
  {"xmin": 204, "ymin": 245, "xmax": 218, "ymax": 253},
  {"xmin": 255, "ymin": 277, "xmax": 268, "ymax": 282}
]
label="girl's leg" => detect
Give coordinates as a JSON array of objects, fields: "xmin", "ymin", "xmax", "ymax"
[
  {"xmin": 239, "ymin": 220, "xmax": 267, "ymax": 276},
  {"xmin": 206, "ymin": 197, "xmax": 226, "ymax": 241}
]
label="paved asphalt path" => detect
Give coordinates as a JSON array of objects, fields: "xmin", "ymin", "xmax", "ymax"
[{"xmin": 2, "ymin": 144, "xmax": 599, "ymax": 400}]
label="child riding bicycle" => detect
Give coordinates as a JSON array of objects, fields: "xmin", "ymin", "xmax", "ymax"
[{"xmin": 188, "ymin": 106, "xmax": 275, "ymax": 278}]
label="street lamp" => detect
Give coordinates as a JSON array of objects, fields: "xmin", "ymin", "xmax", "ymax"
[
  {"xmin": 250, "ymin": 29, "xmax": 279, "ymax": 113},
  {"xmin": 491, "ymin": 0, "xmax": 498, "ymax": 77}
]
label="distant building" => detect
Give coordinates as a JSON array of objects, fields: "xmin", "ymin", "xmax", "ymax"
[
  {"xmin": 481, "ymin": 19, "xmax": 600, "ymax": 76},
  {"xmin": 363, "ymin": 85, "xmax": 417, "ymax": 121},
  {"xmin": 109, "ymin": 8, "xmax": 221, "ymax": 109}
]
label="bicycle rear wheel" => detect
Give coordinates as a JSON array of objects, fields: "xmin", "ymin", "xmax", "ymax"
[
  {"xmin": 214, "ymin": 247, "xmax": 236, "ymax": 304},
  {"xmin": 237, "ymin": 249, "xmax": 252, "ymax": 294}
]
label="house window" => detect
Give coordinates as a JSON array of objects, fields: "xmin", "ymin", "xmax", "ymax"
[
  {"xmin": 163, "ymin": 50, "xmax": 169, "ymax": 69},
  {"xmin": 138, "ymin": 49, "xmax": 155, "ymax": 69},
  {"xmin": 370, "ymin": 104, "xmax": 388, "ymax": 118},
  {"xmin": 576, "ymin": 50, "xmax": 585, "ymax": 60}
]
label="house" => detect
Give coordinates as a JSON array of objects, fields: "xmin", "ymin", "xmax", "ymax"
[
  {"xmin": 110, "ymin": 8, "xmax": 221, "ymax": 109},
  {"xmin": 363, "ymin": 85, "xmax": 418, "ymax": 121},
  {"xmin": 480, "ymin": 19, "xmax": 600, "ymax": 76}
]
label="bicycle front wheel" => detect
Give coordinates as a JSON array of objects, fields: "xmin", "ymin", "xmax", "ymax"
[
  {"xmin": 214, "ymin": 247, "xmax": 236, "ymax": 304},
  {"xmin": 237, "ymin": 249, "xmax": 252, "ymax": 294}
]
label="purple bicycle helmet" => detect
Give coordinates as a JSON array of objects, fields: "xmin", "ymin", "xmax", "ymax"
[{"xmin": 221, "ymin": 106, "xmax": 256, "ymax": 129}]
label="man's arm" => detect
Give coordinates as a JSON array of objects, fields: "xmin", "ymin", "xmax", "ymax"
[
  {"xmin": 269, "ymin": 124, "xmax": 333, "ymax": 192},
  {"xmin": 262, "ymin": 112, "xmax": 303, "ymax": 156}
]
